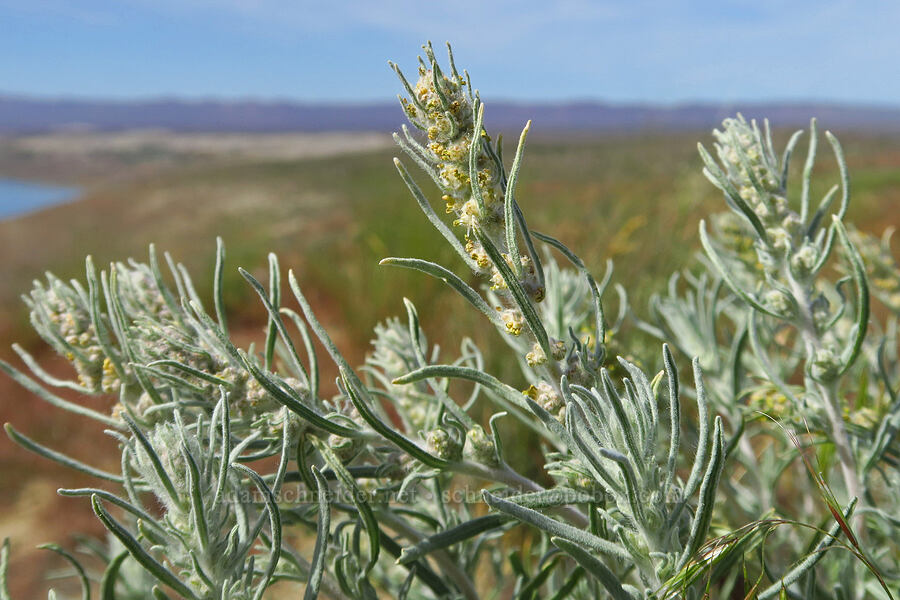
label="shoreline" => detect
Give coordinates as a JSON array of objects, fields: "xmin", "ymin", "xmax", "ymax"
[{"xmin": 0, "ymin": 177, "xmax": 82, "ymax": 221}]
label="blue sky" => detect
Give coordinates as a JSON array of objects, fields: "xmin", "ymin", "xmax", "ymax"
[{"xmin": 1, "ymin": 0, "xmax": 898, "ymax": 104}]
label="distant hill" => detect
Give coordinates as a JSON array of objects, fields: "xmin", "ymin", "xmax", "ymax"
[{"xmin": 2, "ymin": 95, "xmax": 900, "ymax": 134}]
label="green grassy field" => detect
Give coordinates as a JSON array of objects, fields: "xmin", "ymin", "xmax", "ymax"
[{"xmin": 1, "ymin": 128, "xmax": 898, "ymax": 596}]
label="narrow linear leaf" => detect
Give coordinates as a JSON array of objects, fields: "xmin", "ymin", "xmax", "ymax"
[
  {"xmin": 547, "ymin": 566, "xmax": 584, "ymax": 600},
  {"xmin": 122, "ymin": 415, "xmax": 180, "ymax": 505},
  {"xmin": 91, "ymin": 496, "xmax": 199, "ymax": 600},
  {"xmin": 287, "ymin": 270, "xmax": 371, "ymax": 400},
  {"xmin": 185, "ymin": 298, "xmax": 355, "ymax": 438},
  {"xmin": 106, "ymin": 268, "xmax": 164, "ymax": 406},
  {"xmin": 377, "ymin": 527, "xmax": 451, "ymax": 598},
  {"xmin": 469, "ymin": 103, "xmax": 487, "ymax": 214},
  {"xmin": 504, "ymin": 121, "xmax": 531, "ymax": 280},
  {"xmin": 398, "ymin": 514, "xmax": 509, "ymax": 565},
  {"xmin": 489, "ymin": 411, "xmax": 507, "ymax": 464},
  {"xmin": 551, "ymin": 537, "xmax": 633, "ymax": 600},
  {"xmin": 398, "ymin": 569, "xmax": 415, "ymax": 600},
  {"xmin": 663, "ymin": 344, "xmax": 681, "ymax": 495},
  {"xmin": 380, "ymin": 257, "xmax": 503, "ymax": 328},
  {"xmin": 697, "ymin": 143, "xmax": 769, "ymax": 242},
  {"xmin": 129, "ymin": 364, "xmax": 205, "ymax": 394},
  {"xmin": 517, "ymin": 555, "xmax": 561, "ymax": 600},
  {"xmin": 231, "ymin": 463, "xmax": 281, "ymax": 600},
  {"xmin": 0, "ymin": 538, "xmax": 10, "ymax": 600},
  {"xmin": 0, "ymin": 359, "xmax": 121, "ymax": 427},
  {"xmin": 212, "ymin": 395, "xmax": 231, "ymax": 512},
  {"xmin": 392, "ymin": 158, "xmax": 471, "ymax": 272},
  {"xmin": 214, "ymin": 236, "xmax": 228, "ymax": 334},
  {"xmin": 99, "ymin": 551, "xmax": 129, "ymax": 600},
  {"xmin": 314, "ymin": 440, "xmax": 381, "ymax": 576},
  {"xmin": 394, "ymin": 364, "xmax": 523, "ymax": 411},
  {"xmin": 806, "ymin": 184, "xmax": 839, "ymax": 238},
  {"xmin": 5, "ymin": 424, "xmax": 122, "ymax": 482},
  {"xmin": 683, "ymin": 362, "xmax": 711, "ymax": 501},
  {"xmin": 832, "ymin": 217, "xmax": 869, "ymax": 377},
  {"xmin": 825, "ymin": 131, "xmax": 850, "ymax": 220},
  {"xmin": 38, "ymin": 544, "xmax": 90, "ymax": 600},
  {"xmin": 699, "ymin": 220, "xmax": 782, "ymax": 318},
  {"xmin": 747, "ymin": 310, "xmax": 800, "ymax": 405},
  {"xmin": 239, "ymin": 267, "xmax": 309, "ymax": 387},
  {"xmin": 280, "ymin": 307, "xmax": 320, "ymax": 402},
  {"xmin": 531, "ymin": 230, "xmax": 586, "ymax": 270},
  {"xmin": 85, "ymin": 256, "xmax": 126, "ymax": 381},
  {"xmin": 147, "ymin": 245, "xmax": 181, "ymax": 322},
  {"xmin": 800, "ymin": 118, "xmax": 818, "ymax": 223},
  {"xmin": 505, "ymin": 488, "xmax": 596, "ymax": 510},
  {"xmin": 567, "ymin": 402, "xmax": 623, "ymax": 492},
  {"xmin": 389, "ymin": 61, "xmax": 424, "ymax": 111},
  {"xmin": 513, "ymin": 202, "xmax": 544, "ymax": 288},
  {"xmin": 181, "ymin": 443, "xmax": 209, "ymax": 553},
  {"xmin": 483, "ymin": 491, "xmax": 629, "ymax": 560},
  {"xmin": 779, "ymin": 129, "xmax": 804, "ymax": 189},
  {"xmin": 395, "ymin": 364, "xmax": 567, "ymax": 442},
  {"xmin": 758, "ymin": 499, "xmax": 858, "ymax": 599},
  {"xmin": 270, "ymin": 408, "xmax": 293, "ymax": 497},
  {"xmin": 531, "ymin": 231, "xmax": 607, "ymax": 337},
  {"xmin": 341, "ymin": 367, "xmax": 449, "ymax": 469},
  {"xmin": 151, "ymin": 585, "xmax": 173, "ymax": 600},
  {"xmin": 477, "ymin": 231, "xmax": 551, "ymax": 356},
  {"xmin": 10, "ymin": 342, "xmax": 94, "ymax": 394},
  {"xmin": 402, "ymin": 298, "xmax": 474, "ymax": 427},
  {"xmin": 598, "ymin": 369, "xmax": 644, "ymax": 472},
  {"xmin": 58, "ymin": 488, "xmax": 164, "ymax": 534},
  {"xmin": 240, "ymin": 350, "xmax": 357, "ymax": 437},
  {"xmin": 146, "ymin": 359, "xmax": 234, "ymax": 388},
  {"xmin": 264, "ymin": 255, "xmax": 281, "ymax": 372},
  {"xmin": 668, "ymin": 359, "xmax": 710, "ymax": 527},
  {"xmin": 304, "ymin": 467, "xmax": 331, "ymax": 600},
  {"xmin": 678, "ymin": 417, "xmax": 725, "ymax": 569}
]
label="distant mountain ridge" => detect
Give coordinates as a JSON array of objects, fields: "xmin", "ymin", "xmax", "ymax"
[{"xmin": 2, "ymin": 95, "xmax": 900, "ymax": 134}]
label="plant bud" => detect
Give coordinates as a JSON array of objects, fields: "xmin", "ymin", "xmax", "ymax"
[
  {"xmin": 526, "ymin": 342, "xmax": 546, "ymax": 366},
  {"xmin": 465, "ymin": 425, "xmax": 498, "ymax": 466},
  {"xmin": 426, "ymin": 428, "xmax": 462, "ymax": 461},
  {"xmin": 763, "ymin": 289, "xmax": 793, "ymax": 315},
  {"xmin": 811, "ymin": 347, "xmax": 841, "ymax": 381}
]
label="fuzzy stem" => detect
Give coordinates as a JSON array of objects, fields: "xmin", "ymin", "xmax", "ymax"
[
  {"xmin": 452, "ymin": 460, "xmax": 590, "ymax": 528},
  {"xmin": 783, "ymin": 266, "xmax": 862, "ymax": 506}
]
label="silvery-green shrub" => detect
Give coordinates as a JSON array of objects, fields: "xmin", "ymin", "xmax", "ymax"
[{"xmin": 2, "ymin": 42, "xmax": 898, "ymax": 600}]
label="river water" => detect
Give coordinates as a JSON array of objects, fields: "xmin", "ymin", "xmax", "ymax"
[{"xmin": 0, "ymin": 178, "xmax": 81, "ymax": 220}]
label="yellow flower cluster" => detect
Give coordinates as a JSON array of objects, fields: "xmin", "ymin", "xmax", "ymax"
[
  {"xmin": 39, "ymin": 285, "xmax": 118, "ymax": 393},
  {"xmin": 401, "ymin": 65, "xmax": 503, "ymax": 233},
  {"xmin": 395, "ymin": 45, "xmax": 545, "ymax": 349},
  {"xmin": 524, "ymin": 381, "xmax": 565, "ymax": 421}
]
